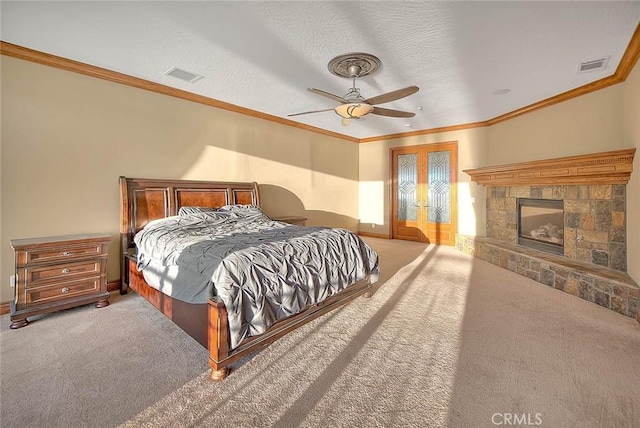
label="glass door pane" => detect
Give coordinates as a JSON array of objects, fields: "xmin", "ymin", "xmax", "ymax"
[
  {"xmin": 397, "ymin": 153, "xmax": 418, "ymax": 221},
  {"xmin": 427, "ymin": 150, "xmax": 451, "ymax": 224}
]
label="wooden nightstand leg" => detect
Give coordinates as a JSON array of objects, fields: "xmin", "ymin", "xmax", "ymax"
[
  {"xmin": 10, "ymin": 317, "xmax": 29, "ymax": 329},
  {"xmin": 210, "ymin": 367, "xmax": 228, "ymax": 382},
  {"xmin": 95, "ymin": 299, "xmax": 110, "ymax": 308}
]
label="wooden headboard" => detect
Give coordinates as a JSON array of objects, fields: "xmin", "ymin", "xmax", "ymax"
[{"xmin": 118, "ymin": 177, "xmax": 260, "ymax": 292}]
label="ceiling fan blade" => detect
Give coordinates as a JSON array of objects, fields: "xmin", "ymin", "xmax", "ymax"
[
  {"xmin": 308, "ymin": 88, "xmax": 348, "ymax": 104},
  {"xmin": 364, "ymin": 86, "xmax": 419, "ymax": 105},
  {"xmin": 372, "ymin": 107, "xmax": 416, "ymax": 118},
  {"xmin": 287, "ymin": 108, "xmax": 335, "ymax": 117}
]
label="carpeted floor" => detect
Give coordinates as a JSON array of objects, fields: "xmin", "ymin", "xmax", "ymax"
[{"xmin": 1, "ymin": 238, "xmax": 639, "ymax": 427}]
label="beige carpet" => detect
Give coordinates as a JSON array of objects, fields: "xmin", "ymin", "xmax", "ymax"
[{"xmin": 1, "ymin": 238, "xmax": 639, "ymax": 427}]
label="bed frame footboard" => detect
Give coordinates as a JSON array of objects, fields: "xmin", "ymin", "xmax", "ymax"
[
  {"xmin": 206, "ymin": 276, "xmax": 371, "ymax": 381},
  {"xmin": 129, "ymin": 256, "xmax": 370, "ymax": 381}
]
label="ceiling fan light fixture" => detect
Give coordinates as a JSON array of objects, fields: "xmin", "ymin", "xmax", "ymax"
[
  {"xmin": 334, "ymin": 103, "xmax": 374, "ymax": 119},
  {"xmin": 289, "ymin": 54, "xmax": 418, "ymax": 122}
]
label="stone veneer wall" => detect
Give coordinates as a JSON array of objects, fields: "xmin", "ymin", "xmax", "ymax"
[{"xmin": 487, "ymin": 184, "xmax": 626, "ymax": 272}]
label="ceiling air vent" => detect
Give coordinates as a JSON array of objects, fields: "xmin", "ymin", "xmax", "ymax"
[
  {"xmin": 577, "ymin": 57, "xmax": 609, "ymax": 73},
  {"xmin": 164, "ymin": 67, "xmax": 204, "ymax": 83}
]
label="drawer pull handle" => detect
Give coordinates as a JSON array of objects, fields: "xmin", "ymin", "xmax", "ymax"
[
  {"xmin": 62, "ymin": 268, "xmax": 71, "ymax": 274},
  {"xmin": 61, "ymin": 287, "xmax": 70, "ymax": 294},
  {"xmin": 62, "ymin": 251, "xmax": 71, "ymax": 256}
]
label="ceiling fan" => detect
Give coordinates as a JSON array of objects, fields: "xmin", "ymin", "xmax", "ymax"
[{"xmin": 288, "ymin": 53, "xmax": 420, "ymax": 126}]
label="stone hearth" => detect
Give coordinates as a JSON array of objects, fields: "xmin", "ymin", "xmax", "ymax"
[
  {"xmin": 461, "ymin": 149, "xmax": 638, "ymax": 321},
  {"xmin": 456, "ymin": 235, "xmax": 639, "ymax": 318}
]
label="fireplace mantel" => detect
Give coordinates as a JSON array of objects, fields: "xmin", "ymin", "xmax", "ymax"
[
  {"xmin": 464, "ymin": 149, "xmax": 635, "ymax": 186},
  {"xmin": 459, "ymin": 148, "xmax": 638, "ymax": 321}
]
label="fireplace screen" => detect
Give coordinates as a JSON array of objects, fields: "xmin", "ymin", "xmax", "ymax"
[{"xmin": 517, "ymin": 198, "xmax": 564, "ymax": 255}]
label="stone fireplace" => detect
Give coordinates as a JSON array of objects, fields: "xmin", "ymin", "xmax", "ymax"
[
  {"xmin": 518, "ymin": 198, "xmax": 564, "ymax": 255},
  {"xmin": 458, "ymin": 149, "xmax": 639, "ymax": 321},
  {"xmin": 487, "ymin": 183, "xmax": 625, "ymax": 271}
]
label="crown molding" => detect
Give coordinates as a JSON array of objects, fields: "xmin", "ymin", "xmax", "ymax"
[
  {"xmin": 486, "ymin": 22, "xmax": 640, "ymax": 127},
  {"xmin": 464, "ymin": 148, "xmax": 636, "ymax": 187},
  {"xmin": 0, "ymin": 41, "xmax": 358, "ymax": 144},
  {"xmin": 362, "ymin": 23, "xmax": 640, "ymax": 142},
  {"xmin": 615, "ymin": 21, "xmax": 640, "ymax": 81},
  {"xmin": 358, "ymin": 121, "xmax": 488, "ymax": 143},
  {"xmin": 2, "ymin": 21, "xmax": 639, "ymax": 144},
  {"xmin": 484, "ymin": 74, "xmax": 621, "ymax": 126}
]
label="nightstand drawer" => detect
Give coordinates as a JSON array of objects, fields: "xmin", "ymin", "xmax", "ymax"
[
  {"xmin": 25, "ymin": 277, "xmax": 100, "ymax": 305},
  {"xmin": 10, "ymin": 234, "xmax": 111, "ymax": 329},
  {"xmin": 23, "ymin": 260, "xmax": 102, "ymax": 287},
  {"xmin": 22, "ymin": 243, "xmax": 104, "ymax": 266}
]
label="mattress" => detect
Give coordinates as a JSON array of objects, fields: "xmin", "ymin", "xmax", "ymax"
[{"xmin": 134, "ymin": 205, "xmax": 379, "ymax": 349}]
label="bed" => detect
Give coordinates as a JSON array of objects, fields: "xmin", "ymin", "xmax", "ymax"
[{"xmin": 119, "ymin": 177, "xmax": 379, "ymax": 381}]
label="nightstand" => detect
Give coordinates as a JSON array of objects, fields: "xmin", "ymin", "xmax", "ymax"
[
  {"xmin": 10, "ymin": 234, "xmax": 111, "ymax": 329},
  {"xmin": 272, "ymin": 215, "xmax": 308, "ymax": 226}
]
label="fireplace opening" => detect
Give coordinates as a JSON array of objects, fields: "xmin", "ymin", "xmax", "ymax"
[{"xmin": 517, "ymin": 198, "xmax": 564, "ymax": 255}]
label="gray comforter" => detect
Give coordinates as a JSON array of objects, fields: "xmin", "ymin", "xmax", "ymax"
[{"xmin": 134, "ymin": 205, "xmax": 379, "ymax": 349}]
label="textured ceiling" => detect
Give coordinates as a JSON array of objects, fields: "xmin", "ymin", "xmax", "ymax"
[{"xmin": 2, "ymin": 1, "xmax": 639, "ymax": 139}]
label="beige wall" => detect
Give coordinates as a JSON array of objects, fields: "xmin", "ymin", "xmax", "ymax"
[
  {"xmin": 487, "ymin": 64, "xmax": 637, "ymax": 283},
  {"xmin": 486, "ymin": 84, "xmax": 625, "ymax": 164},
  {"xmin": 622, "ymin": 61, "xmax": 640, "ymax": 282},
  {"xmin": 358, "ymin": 61, "xmax": 639, "ymax": 285},
  {"xmin": 0, "ymin": 57, "xmax": 359, "ymax": 301},
  {"xmin": 2, "ymin": 54, "xmax": 638, "ymax": 302},
  {"xmin": 358, "ymin": 127, "xmax": 490, "ymax": 237}
]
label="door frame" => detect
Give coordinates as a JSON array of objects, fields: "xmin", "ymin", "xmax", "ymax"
[{"xmin": 389, "ymin": 141, "xmax": 458, "ymax": 244}]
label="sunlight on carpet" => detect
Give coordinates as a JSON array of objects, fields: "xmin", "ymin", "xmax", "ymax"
[{"xmin": 119, "ymin": 244, "xmax": 474, "ymax": 427}]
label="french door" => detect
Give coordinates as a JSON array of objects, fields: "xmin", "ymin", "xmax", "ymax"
[{"xmin": 391, "ymin": 142, "xmax": 458, "ymax": 245}]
